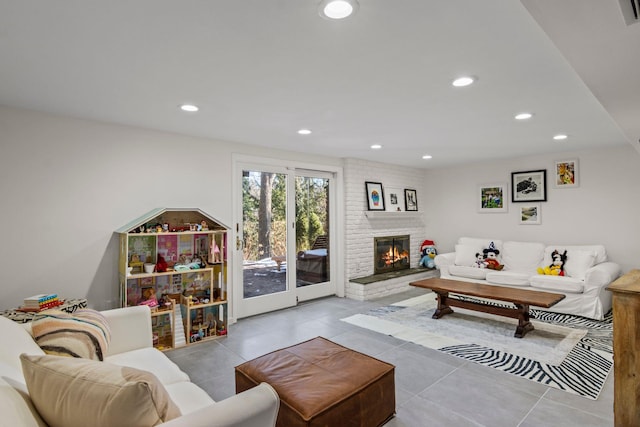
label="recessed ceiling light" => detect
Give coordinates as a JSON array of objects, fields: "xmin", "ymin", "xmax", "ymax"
[
  {"xmin": 318, "ymin": 0, "xmax": 359, "ymax": 19},
  {"xmin": 370, "ymin": 144, "xmax": 382, "ymax": 150},
  {"xmin": 515, "ymin": 113, "xmax": 533, "ymax": 120},
  {"xmin": 553, "ymin": 134, "xmax": 568, "ymax": 140},
  {"xmin": 422, "ymin": 155, "xmax": 433, "ymax": 160},
  {"xmin": 297, "ymin": 129, "xmax": 312, "ymax": 135},
  {"xmin": 452, "ymin": 76, "xmax": 475, "ymax": 87},
  {"xmin": 180, "ymin": 104, "xmax": 199, "ymax": 112}
]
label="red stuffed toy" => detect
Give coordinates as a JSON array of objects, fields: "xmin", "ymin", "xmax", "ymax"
[
  {"xmin": 482, "ymin": 242, "xmax": 504, "ymax": 271},
  {"xmin": 155, "ymin": 254, "xmax": 168, "ymax": 273}
]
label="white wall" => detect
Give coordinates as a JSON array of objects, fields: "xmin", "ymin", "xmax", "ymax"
[
  {"xmin": 2, "ymin": 105, "xmax": 637, "ymax": 312},
  {"xmin": 424, "ymin": 145, "xmax": 640, "ymax": 273},
  {"xmin": 0, "ymin": 106, "xmax": 342, "ymax": 310}
]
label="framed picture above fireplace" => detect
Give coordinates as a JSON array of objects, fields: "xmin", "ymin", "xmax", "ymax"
[
  {"xmin": 385, "ymin": 187, "xmax": 404, "ymax": 212},
  {"xmin": 404, "ymin": 189, "xmax": 418, "ymax": 211},
  {"xmin": 365, "ymin": 181, "xmax": 385, "ymax": 211}
]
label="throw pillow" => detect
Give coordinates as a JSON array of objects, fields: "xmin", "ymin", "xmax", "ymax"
[
  {"xmin": 31, "ymin": 309, "xmax": 111, "ymax": 361},
  {"xmin": 455, "ymin": 244, "xmax": 481, "ymax": 266},
  {"xmin": 564, "ymin": 250, "xmax": 597, "ymax": 279},
  {"xmin": 20, "ymin": 354, "xmax": 181, "ymax": 427}
]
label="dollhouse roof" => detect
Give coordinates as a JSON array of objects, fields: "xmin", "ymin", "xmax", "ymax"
[{"xmin": 116, "ymin": 208, "xmax": 229, "ymax": 233}]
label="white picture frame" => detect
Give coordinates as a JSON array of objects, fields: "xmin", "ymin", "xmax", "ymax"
[
  {"xmin": 478, "ymin": 183, "xmax": 508, "ymax": 213},
  {"xmin": 385, "ymin": 187, "xmax": 404, "ymax": 211},
  {"xmin": 554, "ymin": 159, "xmax": 579, "ymax": 188},
  {"xmin": 519, "ymin": 203, "xmax": 541, "ymax": 225}
]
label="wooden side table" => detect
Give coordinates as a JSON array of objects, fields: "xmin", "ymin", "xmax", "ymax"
[{"xmin": 607, "ymin": 269, "xmax": 640, "ymax": 427}]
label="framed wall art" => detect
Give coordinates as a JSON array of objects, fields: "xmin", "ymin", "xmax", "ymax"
[
  {"xmin": 554, "ymin": 159, "xmax": 579, "ymax": 188},
  {"xmin": 511, "ymin": 169, "xmax": 547, "ymax": 202},
  {"xmin": 404, "ymin": 189, "xmax": 418, "ymax": 211},
  {"xmin": 519, "ymin": 203, "xmax": 541, "ymax": 225},
  {"xmin": 385, "ymin": 187, "xmax": 404, "ymax": 211},
  {"xmin": 478, "ymin": 183, "xmax": 507, "ymax": 213},
  {"xmin": 365, "ymin": 181, "xmax": 385, "ymax": 211}
]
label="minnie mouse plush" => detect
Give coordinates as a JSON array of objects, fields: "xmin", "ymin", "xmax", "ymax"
[{"xmin": 537, "ymin": 250, "xmax": 567, "ymax": 276}]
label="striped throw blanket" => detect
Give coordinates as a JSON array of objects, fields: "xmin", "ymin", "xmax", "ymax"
[{"xmin": 31, "ymin": 309, "xmax": 111, "ymax": 361}]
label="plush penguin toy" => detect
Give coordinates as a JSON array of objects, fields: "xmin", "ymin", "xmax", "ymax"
[{"xmin": 419, "ymin": 240, "xmax": 438, "ymax": 269}]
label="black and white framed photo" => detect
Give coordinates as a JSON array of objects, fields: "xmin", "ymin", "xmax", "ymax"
[
  {"xmin": 385, "ymin": 187, "xmax": 404, "ymax": 211},
  {"xmin": 511, "ymin": 169, "xmax": 547, "ymax": 202},
  {"xmin": 478, "ymin": 183, "xmax": 508, "ymax": 213},
  {"xmin": 404, "ymin": 189, "xmax": 418, "ymax": 211},
  {"xmin": 519, "ymin": 203, "xmax": 541, "ymax": 225},
  {"xmin": 365, "ymin": 181, "xmax": 385, "ymax": 210}
]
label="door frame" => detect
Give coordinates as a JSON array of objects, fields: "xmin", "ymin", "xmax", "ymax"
[
  {"xmin": 294, "ymin": 168, "xmax": 338, "ymax": 303},
  {"xmin": 231, "ymin": 154, "xmax": 344, "ymax": 321}
]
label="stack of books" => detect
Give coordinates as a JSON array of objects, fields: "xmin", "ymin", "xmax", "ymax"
[{"xmin": 21, "ymin": 294, "xmax": 62, "ymax": 312}]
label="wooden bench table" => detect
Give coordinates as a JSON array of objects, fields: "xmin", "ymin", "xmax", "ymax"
[{"xmin": 410, "ymin": 278, "xmax": 565, "ymax": 338}]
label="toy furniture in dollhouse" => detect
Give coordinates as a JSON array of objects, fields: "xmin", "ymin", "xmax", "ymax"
[
  {"xmin": 151, "ymin": 299, "xmax": 176, "ymax": 350},
  {"xmin": 117, "ymin": 208, "xmax": 229, "ymax": 350}
]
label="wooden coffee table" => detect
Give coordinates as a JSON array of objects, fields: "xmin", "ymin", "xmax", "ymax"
[{"xmin": 410, "ymin": 278, "xmax": 565, "ymax": 338}]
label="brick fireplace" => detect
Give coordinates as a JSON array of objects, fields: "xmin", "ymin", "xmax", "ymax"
[{"xmin": 343, "ymin": 158, "xmax": 435, "ymax": 300}]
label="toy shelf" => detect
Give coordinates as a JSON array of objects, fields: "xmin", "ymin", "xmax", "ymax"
[{"xmin": 117, "ymin": 208, "xmax": 229, "ymax": 350}]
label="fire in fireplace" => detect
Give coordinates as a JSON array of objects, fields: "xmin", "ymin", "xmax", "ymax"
[{"xmin": 374, "ymin": 235, "xmax": 410, "ymax": 274}]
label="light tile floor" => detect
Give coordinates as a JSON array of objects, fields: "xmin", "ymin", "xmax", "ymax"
[{"xmin": 166, "ymin": 289, "xmax": 614, "ymax": 427}]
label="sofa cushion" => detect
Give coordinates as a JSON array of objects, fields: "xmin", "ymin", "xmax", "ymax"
[
  {"xmin": 454, "ymin": 244, "xmax": 482, "ymax": 266},
  {"xmin": 0, "ymin": 375, "xmax": 47, "ymax": 427},
  {"xmin": 486, "ymin": 271, "xmax": 531, "ymax": 287},
  {"xmin": 458, "ymin": 238, "xmax": 503, "ymax": 255},
  {"xmin": 0, "ymin": 317, "xmax": 45, "ymax": 376},
  {"xmin": 449, "ymin": 265, "xmax": 488, "ymax": 280},
  {"xmin": 164, "ymin": 381, "xmax": 216, "ymax": 414},
  {"xmin": 31, "ymin": 309, "xmax": 111, "ymax": 361},
  {"xmin": 20, "ymin": 353, "xmax": 181, "ymax": 427},
  {"xmin": 543, "ymin": 245, "xmax": 606, "ymax": 277},
  {"xmin": 563, "ymin": 250, "xmax": 597, "ymax": 280},
  {"xmin": 529, "ymin": 275, "xmax": 584, "ymax": 294},
  {"xmin": 105, "ymin": 347, "xmax": 190, "ymax": 386},
  {"xmin": 501, "ymin": 241, "xmax": 545, "ymax": 272}
]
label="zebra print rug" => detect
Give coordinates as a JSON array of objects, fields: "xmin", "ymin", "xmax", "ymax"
[{"xmin": 341, "ymin": 294, "xmax": 612, "ymax": 399}]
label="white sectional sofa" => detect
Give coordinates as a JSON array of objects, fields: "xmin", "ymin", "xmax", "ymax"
[
  {"xmin": 434, "ymin": 237, "xmax": 622, "ymax": 320},
  {"xmin": 0, "ymin": 305, "xmax": 279, "ymax": 427}
]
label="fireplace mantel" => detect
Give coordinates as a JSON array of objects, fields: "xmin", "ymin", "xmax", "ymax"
[{"xmin": 364, "ymin": 211, "xmax": 422, "ymax": 219}]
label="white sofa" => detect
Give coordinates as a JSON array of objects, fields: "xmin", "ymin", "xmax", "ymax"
[
  {"xmin": 434, "ymin": 237, "xmax": 622, "ymax": 320},
  {"xmin": 0, "ymin": 305, "xmax": 279, "ymax": 427}
]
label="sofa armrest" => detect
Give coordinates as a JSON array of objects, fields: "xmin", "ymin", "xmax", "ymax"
[
  {"xmin": 434, "ymin": 252, "xmax": 455, "ymax": 270},
  {"xmin": 584, "ymin": 262, "xmax": 622, "ymax": 289},
  {"xmin": 159, "ymin": 383, "xmax": 280, "ymax": 427},
  {"xmin": 101, "ymin": 305, "xmax": 153, "ymax": 356}
]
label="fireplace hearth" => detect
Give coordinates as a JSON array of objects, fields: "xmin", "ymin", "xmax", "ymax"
[{"xmin": 374, "ymin": 235, "xmax": 410, "ymax": 275}]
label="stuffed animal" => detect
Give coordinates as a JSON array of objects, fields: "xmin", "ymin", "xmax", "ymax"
[
  {"xmin": 537, "ymin": 250, "xmax": 567, "ymax": 276},
  {"xmin": 473, "ymin": 252, "xmax": 487, "ymax": 268},
  {"xmin": 419, "ymin": 240, "xmax": 437, "ymax": 269},
  {"xmin": 482, "ymin": 242, "xmax": 504, "ymax": 270}
]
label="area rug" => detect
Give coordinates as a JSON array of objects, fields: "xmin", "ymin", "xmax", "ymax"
[{"xmin": 341, "ymin": 294, "xmax": 612, "ymax": 399}]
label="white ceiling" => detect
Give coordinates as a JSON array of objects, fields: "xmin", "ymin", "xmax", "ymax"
[{"xmin": 0, "ymin": 0, "xmax": 637, "ymax": 169}]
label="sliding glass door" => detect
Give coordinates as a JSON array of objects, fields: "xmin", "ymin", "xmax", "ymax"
[{"xmin": 234, "ymin": 162, "xmax": 336, "ymax": 318}]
